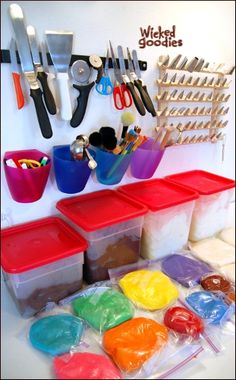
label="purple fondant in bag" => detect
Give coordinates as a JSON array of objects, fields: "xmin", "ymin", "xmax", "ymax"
[{"xmin": 161, "ymin": 253, "xmax": 213, "ymax": 287}]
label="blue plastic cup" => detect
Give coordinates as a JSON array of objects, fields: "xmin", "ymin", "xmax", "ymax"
[
  {"xmin": 53, "ymin": 145, "xmax": 93, "ymax": 193},
  {"xmin": 94, "ymin": 148, "xmax": 132, "ymax": 185}
]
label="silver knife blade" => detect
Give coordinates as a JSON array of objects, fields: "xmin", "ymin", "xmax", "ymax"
[
  {"xmin": 109, "ymin": 41, "xmax": 122, "ymax": 83},
  {"xmin": 132, "ymin": 50, "xmax": 141, "ymax": 79},
  {"xmin": 126, "ymin": 47, "xmax": 135, "ymax": 73},
  {"xmin": 9, "ymin": 38, "xmax": 19, "ymax": 73},
  {"xmin": 117, "ymin": 45, "xmax": 130, "ymax": 83},
  {"xmin": 9, "ymin": 4, "xmax": 37, "ymax": 80},
  {"xmin": 41, "ymin": 42, "xmax": 49, "ymax": 71},
  {"xmin": 27, "ymin": 25, "xmax": 43, "ymax": 71},
  {"xmin": 45, "ymin": 31, "xmax": 73, "ymax": 73}
]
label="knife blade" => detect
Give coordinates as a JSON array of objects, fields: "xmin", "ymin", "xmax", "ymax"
[
  {"xmin": 117, "ymin": 45, "xmax": 145, "ymax": 116},
  {"xmin": 45, "ymin": 30, "xmax": 73, "ymax": 121},
  {"xmin": 9, "ymin": 38, "xmax": 25, "ymax": 109},
  {"xmin": 27, "ymin": 25, "xmax": 56, "ymax": 115},
  {"xmin": 9, "ymin": 4, "xmax": 53, "ymax": 139},
  {"xmin": 130, "ymin": 49, "xmax": 156, "ymax": 116}
]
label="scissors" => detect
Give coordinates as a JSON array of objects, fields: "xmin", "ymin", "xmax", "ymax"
[
  {"xmin": 109, "ymin": 41, "xmax": 132, "ymax": 110},
  {"xmin": 18, "ymin": 159, "xmax": 41, "ymax": 168},
  {"xmin": 96, "ymin": 49, "xmax": 113, "ymax": 95}
]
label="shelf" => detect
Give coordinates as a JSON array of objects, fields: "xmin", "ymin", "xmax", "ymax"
[
  {"xmin": 156, "ymin": 80, "xmax": 230, "ymax": 89},
  {"xmin": 157, "ymin": 112, "xmax": 228, "ymax": 117},
  {"xmin": 167, "ymin": 137, "xmax": 224, "ymax": 146},
  {"xmin": 158, "ymin": 64, "xmax": 234, "ymax": 76},
  {"xmin": 0, "ymin": 49, "xmax": 147, "ymax": 70},
  {"xmin": 156, "ymin": 98, "xmax": 228, "ymax": 103}
]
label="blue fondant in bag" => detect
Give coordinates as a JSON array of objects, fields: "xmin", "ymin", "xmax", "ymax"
[
  {"xmin": 29, "ymin": 314, "xmax": 84, "ymax": 356},
  {"xmin": 185, "ymin": 291, "xmax": 230, "ymax": 325}
]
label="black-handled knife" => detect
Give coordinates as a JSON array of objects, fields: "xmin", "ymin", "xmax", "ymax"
[
  {"xmin": 27, "ymin": 25, "xmax": 56, "ymax": 115},
  {"xmin": 131, "ymin": 49, "xmax": 156, "ymax": 117},
  {"xmin": 9, "ymin": 4, "xmax": 53, "ymax": 139},
  {"xmin": 70, "ymin": 82, "xmax": 95, "ymax": 127},
  {"xmin": 117, "ymin": 45, "xmax": 146, "ymax": 116}
]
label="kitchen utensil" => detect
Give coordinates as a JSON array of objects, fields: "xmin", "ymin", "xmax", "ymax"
[
  {"xmin": 185, "ymin": 57, "xmax": 199, "ymax": 72},
  {"xmin": 131, "ymin": 49, "xmax": 156, "ymax": 116},
  {"xmin": 45, "ymin": 30, "xmax": 73, "ymax": 120},
  {"xmin": 70, "ymin": 56, "xmax": 102, "ymax": 127},
  {"xmin": 27, "ymin": 26, "xmax": 56, "ymax": 115},
  {"xmin": 96, "ymin": 49, "xmax": 113, "ymax": 95},
  {"xmin": 70, "ymin": 60, "xmax": 94, "ymax": 127},
  {"xmin": 9, "ymin": 4, "xmax": 52, "ymax": 139},
  {"xmin": 9, "ymin": 38, "xmax": 25, "ymax": 109},
  {"xmin": 117, "ymin": 45, "xmax": 145, "ymax": 116},
  {"xmin": 70, "ymin": 135, "xmax": 97, "ymax": 170},
  {"xmin": 109, "ymin": 41, "xmax": 132, "ymax": 110},
  {"xmin": 168, "ymin": 54, "xmax": 182, "ymax": 69}
]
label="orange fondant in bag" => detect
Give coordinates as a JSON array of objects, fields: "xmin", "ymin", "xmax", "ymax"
[{"xmin": 103, "ymin": 317, "xmax": 168, "ymax": 373}]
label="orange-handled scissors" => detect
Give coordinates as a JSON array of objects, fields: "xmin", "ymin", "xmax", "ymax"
[
  {"xmin": 109, "ymin": 41, "xmax": 132, "ymax": 110},
  {"xmin": 18, "ymin": 159, "xmax": 41, "ymax": 168}
]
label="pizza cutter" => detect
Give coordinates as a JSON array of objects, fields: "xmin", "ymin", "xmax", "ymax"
[{"xmin": 70, "ymin": 56, "xmax": 103, "ymax": 128}]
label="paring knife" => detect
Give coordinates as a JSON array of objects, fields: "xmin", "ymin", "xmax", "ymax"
[
  {"xmin": 130, "ymin": 49, "xmax": 156, "ymax": 116},
  {"xmin": 9, "ymin": 37, "xmax": 25, "ymax": 109},
  {"xmin": 27, "ymin": 25, "xmax": 56, "ymax": 115},
  {"xmin": 45, "ymin": 30, "xmax": 73, "ymax": 121},
  {"xmin": 41, "ymin": 41, "xmax": 57, "ymax": 104},
  {"xmin": 9, "ymin": 4, "xmax": 53, "ymax": 139},
  {"xmin": 117, "ymin": 45, "xmax": 146, "ymax": 116}
]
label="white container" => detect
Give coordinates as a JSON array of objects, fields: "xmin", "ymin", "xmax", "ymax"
[
  {"xmin": 56, "ymin": 190, "xmax": 148, "ymax": 283},
  {"xmin": 165, "ymin": 170, "xmax": 235, "ymax": 241},
  {"xmin": 1, "ymin": 217, "xmax": 87, "ymax": 318},
  {"xmin": 118, "ymin": 179, "xmax": 198, "ymax": 260}
]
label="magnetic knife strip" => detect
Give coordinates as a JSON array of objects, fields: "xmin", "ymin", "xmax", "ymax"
[{"xmin": 0, "ymin": 49, "xmax": 148, "ymax": 71}]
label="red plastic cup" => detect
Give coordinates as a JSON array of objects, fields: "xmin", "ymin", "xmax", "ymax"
[{"xmin": 3, "ymin": 149, "xmax": 51, "ymax": 203}]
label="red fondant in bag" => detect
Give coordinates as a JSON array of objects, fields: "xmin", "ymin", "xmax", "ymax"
[
  {"xmin": 164, "ymin": 306, "xmax": 204, "ymax": 339},
  {"xmin": 103, "ymin": 317, "xmax": 168, "ymax": 373}
]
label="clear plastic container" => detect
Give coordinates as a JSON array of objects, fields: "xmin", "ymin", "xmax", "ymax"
[
  {"xmin": 118, "ymin": 179, "xmax": 198, "ymax": 260},
  {"xmin": 56, "ymin": 190, "xmax": 148, "ymax": 283},
  {"xmin": 165, "ymin": 170, "xmax": 235, "ymax": 241},
  {"xmin": 1, "ymin": 217, "xmax": 87, "ymax": 317}
]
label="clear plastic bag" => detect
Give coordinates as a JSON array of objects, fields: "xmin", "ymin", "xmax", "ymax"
[{"xmin": 109, "ymin": 260, "xmax": 179, "ymax": 311}]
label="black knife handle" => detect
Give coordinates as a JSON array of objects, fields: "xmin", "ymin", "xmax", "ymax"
[
  {"xmin": 30, "ymin": 87, "xmax": 53, "ymax": 139},
  {"xmin": 70, "ymin": 82, "xmax": 95, "ymax": 128},
  {"xmin": 37, "ymin": 71, "xmax": 57, "ymax": 115},
  {"xmin": 134, "ymin": 79, "xmax": 156, "ymax": 117},
  {"xmin": 125, "ymin": 82, "xmax": 146, "ymax": 116}
]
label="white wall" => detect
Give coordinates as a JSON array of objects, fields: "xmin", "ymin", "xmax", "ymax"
[{"xmin": 1, "ymin": 1, "xmax": 235, "ymax": 226}]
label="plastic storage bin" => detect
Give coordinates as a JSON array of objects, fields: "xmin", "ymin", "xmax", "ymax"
[
  {"xmin": 165, "ymin": 170, "xmax": 235, "ymax": 241},
  {"xmin": 53, "ymin": 145, "xmax": 94, "ymax": 194},
  {"xmin": 118, "ymin": 179, "xmax": 198, "ymax": 259},
  {"xmin": 93, "ymin": 148, "xmax": 133, "ymax": 185},
  {"xmin": 130, "ymin": 138, "xmax": 165, "ymax": 179},
  {"xmin": 1, "ymin": 217, "xmax": 88, "ymax": 318},
  {"xmin": 56, "ymin": 190, "xmax": 148, "ymax": 283},
  {"xmin": 3, "ymin": 149, "xmax": 51, "ymax": 203}
]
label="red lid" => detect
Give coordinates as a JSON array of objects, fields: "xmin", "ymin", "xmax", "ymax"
[
  {"xmin": 165, "ymin": 170, "xmax": 235, "ymax": 195},
  {"xmin": 56, "ymin": 189, "xmax": 148, "ymax": 232},
  {"xmin": 118, "ymin": 179, "xmax": 198, "ymax": 212},
  {"xmin": 1, "ymin": 217, "xmax": 88, "ymax": 274}
]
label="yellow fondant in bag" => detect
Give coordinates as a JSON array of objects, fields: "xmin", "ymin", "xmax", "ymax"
[{"xmin": 119, "ymin": 270, "xmax": 179, "ymax": 310}]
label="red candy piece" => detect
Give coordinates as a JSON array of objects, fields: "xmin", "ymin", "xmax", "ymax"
[
  {"xmin": 53, "ymin": 352, "xmax": 122, "ymax": 379},
  {"xmin": 164, "ymin": 306, "xmax": 204, "ymax": 339}
]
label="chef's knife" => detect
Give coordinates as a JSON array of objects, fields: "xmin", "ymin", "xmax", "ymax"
[
  {"xmin": 27, "ymin": 25, "xmax": 56, "ymax": 115},
  {"xmin": 129, "ymin": 48, "xmax": 156, "ymax": 116},
  {"xmin": 45, "ymin": 30, "xmax": 73, "ymax": 121},
  {"xmin": 9, "ymin": 4, "xmax": 53, "ymax": 139},
  {"xmin": 117, "ymin": 45, "xmax": 145, "ymax": 116},
  {"xmin": 9, "ymin": 37, "xmax": 25, "ymax": 109}
]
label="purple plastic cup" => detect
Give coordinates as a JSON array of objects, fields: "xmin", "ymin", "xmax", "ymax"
[
  {"xmin": 130, "ymin": 138, "xmax": 165, "ymax": 179},
  {"xmin": 3, "ymin": 149, "xmax": 51, "ymax": 203}
]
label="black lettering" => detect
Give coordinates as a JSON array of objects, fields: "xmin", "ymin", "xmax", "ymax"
[
  {"xmin": 170, "ymin": 25, "xmax": 176, "ymax": 37},
  {"xmin": 140, "ymin": 26, "xmax": 151, "ymax": 38},
  {"xmin": 139, "ymin": 37, "xmax": 146, "ymax": 49},
  {"xmin": 178, "ymin": 39, "xmax": 183, "ymax": 46}
]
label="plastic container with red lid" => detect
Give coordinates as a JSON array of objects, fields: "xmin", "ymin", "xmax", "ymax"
[
  {"xmin": 56, "ymin": 190, "xmax": 148, "ymax": 284},
  {"xmin": 1, "ymin": 217, "xmax": 88, "ymax": 318},
  {"xmin": 165, "ymin": 170, "xmax": 235, "ymax": 241},
  {"xmin": 118, "ymin": 179, "xmax": 199, "ymax": 259}
]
